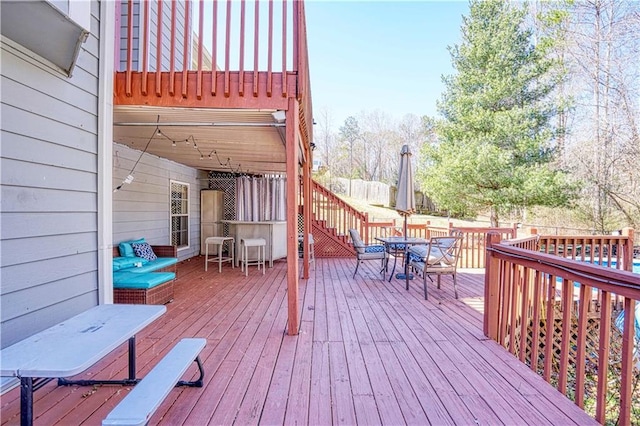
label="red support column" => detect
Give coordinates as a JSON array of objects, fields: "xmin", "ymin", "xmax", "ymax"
[
  {"xmin": 484, "ymin": 232, "xmax": 502, "ymax": 340},
  {"xmin": 285, "ymin": 98, "xmax": 300, "ymax": 335}
]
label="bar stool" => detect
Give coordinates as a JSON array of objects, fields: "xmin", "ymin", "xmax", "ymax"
[
  {"xmin": 298, "ymin": 233, "xmax": 315, "ymax": 270},
  {"xmin": 240, "ymin": 238, "xmax": 266, "ymax": 276},
  {"xmin": 205, "ymin": 236, "xmax": 235, "ymax": 273}
]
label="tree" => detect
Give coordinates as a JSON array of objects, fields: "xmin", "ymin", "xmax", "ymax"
[
  {"xmin": 339, "ymin": 116, "xmax": 361, "ymax": 196},
  {"xmin": 420, "ymin": 0, "xmax": 576, "ymax": 226}
]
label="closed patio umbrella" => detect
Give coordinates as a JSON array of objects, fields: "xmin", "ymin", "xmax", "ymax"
[
  {"xmin": 395, "ymin": 144, "xmax": 416, "ymax": 236},
  {"xmin": 395, "ymin": 145, "xmax": 416, "ymax": 283}
]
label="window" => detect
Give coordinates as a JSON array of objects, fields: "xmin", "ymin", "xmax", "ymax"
[{"xmin": 170, "ymin": 181, "xmax": 189, "ymax": 248}]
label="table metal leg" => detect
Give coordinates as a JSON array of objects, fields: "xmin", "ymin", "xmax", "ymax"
[
  {"xmin": 58, "ymin": 336, "xmax": 139, "ymax": 387},
  {"xmin": 128, "ymin": 335, "xmax": 136, "ymax": 381},
  {"xmin": 20, "ymin": 377, "xmax": 33, "ymax": 426}
]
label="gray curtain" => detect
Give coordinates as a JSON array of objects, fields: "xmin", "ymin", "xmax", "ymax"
[{"xmin": 235, "ymin": 176, "xmax": 286, "ymax": 221}]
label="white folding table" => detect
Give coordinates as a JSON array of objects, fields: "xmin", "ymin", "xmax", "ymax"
[{"xmin": 0, "ymin": 304, "xmax": 166, "ymax": 426}]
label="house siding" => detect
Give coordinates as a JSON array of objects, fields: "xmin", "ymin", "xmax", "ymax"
[
  {"xmin": 119, "ymin": 0, "xmax": 188, "ymax": 72},
  {"xmin": 113, "ymin": 143, "xmax": 206, "ymax": 260},
  {"xmin": 0, "ymin": 1, "xmax": 101, "ymax": 348}
]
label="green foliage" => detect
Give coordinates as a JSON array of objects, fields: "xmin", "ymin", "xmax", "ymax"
[{"xmin": 420, "ymin": 0, "xmax": 576, "ymax": 225}]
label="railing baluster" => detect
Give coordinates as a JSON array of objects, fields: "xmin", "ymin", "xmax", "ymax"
[
  {"xmin": 575, "ymin": 284, "xmax": 589, "ymax": 407},
  {"xmin": 543, "ymin": 274, "xmax": 555, "ymax": 382},
  {"xmin": 196, "ymin": 0, "xmax": 204, "ymax": 99},
  {"xmin": 142, "ymin": 0, "xmax": 149, "ymax": 95},
  {"xmin": 155, "ymin": 0, "xmax": 163, "ymax": 97},
  {"xmin": 239, "ymin": 0, "xmax": 246, "ymax": 96},
  {"xmin": 519, "ymin": 266, "xmax": 530, "ymax": 363},
  {"xmin": 595, "ymin": 290, "xmax": 611, "ymax": 423},
  {"xmin": 281, "ymin": 0, "xmax": 287, "ymax": 97},
  {"xmin": 253, "ymin": 0, "xmax": 260, "ymax": 96},
  {"xmin": 558, "ymin": 278, "xmax": 572, "ymax": 395},
  {"xmin": 620, "ymin": 298, "xmax": 635, "ymax": 425},
  {"xmin": 530, "ymin": 270, "xmax": 542, "ymax": 372},
  {"xmin": 267, "ymin": 0, "xmax": 273, "ymax": 96},
  {"xmin": 211, "ymin": 0, "xmax": 218, "ymax": 95},
  {"xmin": 169, "ymin": 0, "xmax": 176, "ymax": 96},
  {"xmin": 182, "ymin": 0, "xmax": 190, "ymax": 98},
  {"xmin": 126, "ymin": 0, "xmax": 133, "ymax": 96},
  {"xmin": 224, "ymin": 0, "xmax": 232, "ymax": 96}
]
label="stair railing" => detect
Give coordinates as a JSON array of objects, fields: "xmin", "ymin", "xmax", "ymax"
[{"xmin": 309, "ymin": 180, "xmax": 369, "ymax": 243}]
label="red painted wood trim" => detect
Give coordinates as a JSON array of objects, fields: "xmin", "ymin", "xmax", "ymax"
[
  {"xmin": 197, "ymin": 0, "xmax": 204, "ymax": 100},
  {"xmin": 239, "ymin": 0, "xmax": 246, "ymax": 96},
  {"xmin": 595, "ymin": 290, "xmax": 611, "ymax": 423},
  {"xmin": 253, "ymin": 0, "xmax": 260, "ymax": 96},
  {"xmin": 142, "ymin": 0, "xmax": 149, "ymax": 95},
  {"xmin": 182, "ymin": 0, "xmax": 190, "ymax": 98},
  {"xmin": 281, "ymin": 0, "xmax": 287, "ymax": 97},
  {"xmin": 286, "ymin": 97, "xmax": 299, "ymax": 335},
  {"xmin": 115, "ymin": 71, "xmax": 295, "ymax": 108},
  {"xmin": 225, "ymin": 0, "xmax": 232, "ymax": 96},
  {"xmin": 169, "ymin": 0, "xmax": 176, "ymax": 96},
  {"xmin": 558, "ymin": 279, "xmax": 572, "ymax": 395},
  {"xmin": 620, "ymin": 298, "xmax": 635, "ymax": 425},
  {"xmin": 211, "ymin": 0, "xmax": 218, "ymax": 95},
  {"xmin": 530, "ymin": 269, "xmax": 542, "ymax": 372},
  {"xmin": 518, "ymin": 267, "xmax": 530, "ymax": 362},
  {"xmin": 574, "ymin": 284, "xmax": 589, "ymax": 407},
  {"xmin": 155, "ymin": 0, "xmax": 162, "ymax": 97},
  {"xmin": 293, "ymin": 0, "xmax": 298, "ymax": 72},
  {"xmin": 543, "ymin": 275, "xmax": 555, "ymax": 382},
  {"xmin": 267, "ymin": 0, "xmax": 273, "ymax": 96},
  {"xmin": 126, "ymin": 0, "xmax": 133, "ymax": 96}
]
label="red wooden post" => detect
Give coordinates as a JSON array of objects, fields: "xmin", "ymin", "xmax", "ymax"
[
  {"xmin": 622, "ymin": 227, "xmax": 634, "ymax": 272},
  {"xmin": 484, "ymin": 232, "xmax": 502, "ymax": 340},
  {"xmin": 285, "ymin": 98, "xmax": 299, "ymax": 335}
]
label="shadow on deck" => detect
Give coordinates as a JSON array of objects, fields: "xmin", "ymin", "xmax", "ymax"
[{"xmin": 0, "ymin": 258, "xmax": 597, "ymax": 425}]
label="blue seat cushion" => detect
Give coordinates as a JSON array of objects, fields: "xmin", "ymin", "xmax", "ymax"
[
  {"xmin": 127, "ymin": 257, "xmax": 178, "ymax": 273},
  {"xmin": 387, "ymin": 243, "xmax": 406, "ymax": 250},
  {"xmin": 364, "ymin": 245, "xmax": 385, "ymax": 253},
  {"xmin": 113, "ymin": 272, "xmax": 176, "ymax": 289},
  {"xmin": 113, "ymin": 256, "xmax": 148, "ymax": 271}
]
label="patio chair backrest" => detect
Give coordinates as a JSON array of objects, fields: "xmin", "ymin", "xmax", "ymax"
[{"xmin": 348, "ymin": 229, "xmax": 365, "ymax": 254}]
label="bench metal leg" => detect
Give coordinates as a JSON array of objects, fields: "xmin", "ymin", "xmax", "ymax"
[
  {"xmin": 176, "ymin": 356, "xmax": 205, "ymax": 388},
  {"xmin": 58, "ymin": 336, "xmax": 140, "ymax": 387}
]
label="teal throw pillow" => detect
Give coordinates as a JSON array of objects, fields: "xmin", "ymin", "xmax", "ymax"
[{"xmin": 119, "ymin": 238, "xmax": 145, "ymax": 257}]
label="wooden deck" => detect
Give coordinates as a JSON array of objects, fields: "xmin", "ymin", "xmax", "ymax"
[{"xmin": 1, "ymin": 258, "xmax": 597, "ymax": 425}]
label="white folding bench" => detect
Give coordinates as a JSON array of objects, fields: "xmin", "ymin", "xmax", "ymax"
[{"xmin": 102, "ymin": 338, "xmax": 206, "ymax": 426}]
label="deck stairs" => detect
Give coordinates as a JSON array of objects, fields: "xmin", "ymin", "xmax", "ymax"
[{"xmin": 300, "ymin": 180, "xmax": 370, "ymax": 258}]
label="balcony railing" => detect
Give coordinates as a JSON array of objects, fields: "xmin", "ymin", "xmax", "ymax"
[
  {"xmin": 117, "ymin": 0, "xmax": 312, "ymax": 139},
  {"xmin": 485, "ymin": 229, "xmax": 639, "ymax": 424}
]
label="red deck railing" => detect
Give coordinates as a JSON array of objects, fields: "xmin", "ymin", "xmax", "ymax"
[
  {"xmin": 117, "ymin": 0, "xmax": 312, "ymax": 139},
  {"xmin": 485, "ymin": 228, "xmax": 639, "ymax": 424}
]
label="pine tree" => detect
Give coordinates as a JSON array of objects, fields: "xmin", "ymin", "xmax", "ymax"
[{"xmin": 420, "ymin": 0, "xmax": 576, "ymax": 226}]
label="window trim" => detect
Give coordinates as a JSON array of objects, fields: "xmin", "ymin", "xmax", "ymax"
[{"xmin": 170, "ymin": 180, "xmax": 190, "ymax": 251}]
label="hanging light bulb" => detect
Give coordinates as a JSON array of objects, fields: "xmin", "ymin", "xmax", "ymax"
[
  {"xmin": 199, "ymin": 154, "xmax": 204, "ymax": 160},
  {"xmin": 172, "ymin": 140, "xmax": 176, "ymax": 147},
  {"xmin": 185, "ymin": 138, "xmax": 190, "ymax": 145}
]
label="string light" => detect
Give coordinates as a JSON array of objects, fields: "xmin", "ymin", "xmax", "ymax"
[{"xmin": 154, "ymin": 129, "xmax": 247, "ymax": 174}]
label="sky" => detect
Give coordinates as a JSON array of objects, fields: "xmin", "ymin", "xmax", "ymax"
[{"xmin": 305, "ymin": 1, "xmax": 470, "ymax": 128}]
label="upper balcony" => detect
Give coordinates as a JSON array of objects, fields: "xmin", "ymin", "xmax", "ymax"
[{"xmin": 113, "ymin": 0, "xmax": 313, "ymax": 175}]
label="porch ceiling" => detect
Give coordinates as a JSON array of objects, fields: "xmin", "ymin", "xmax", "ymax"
[{"xmin": 113, "ymin": 106, "xmax": 287, "ymax": 174}]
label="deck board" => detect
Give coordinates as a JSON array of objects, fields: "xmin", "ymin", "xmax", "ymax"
[{"xmin": 0, "ymin": 257, "xmax": 599, "ymax": 426}]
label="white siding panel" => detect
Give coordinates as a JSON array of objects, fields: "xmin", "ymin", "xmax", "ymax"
[
  {"xmin": 2, "ymin": 158, "xmax": 97, "ymax": 192},
  {"xmin": 1, "ymin": 232, "xmax": 97, "ymax": 267},
  {"xmin": 1, "ymin": 132, "xmax": 96, "ymax": 173},
  {"xmin": 1, "ymin": 212, "xmax": 96, "ymax": 240},
  {"xmin": 113, "ymin": 143, "xmax": 205, "ymax": 260},
  {"xmin": 0, "ymin": 0, "xmax": 101, "ymax": 348},
  {"xmin": 1, "ymin": 252, "xmax": 97, "ymax": 296},
  {"xmin": 1, "ymin": 292, "xmax": 97, "ymax": 348},
  {"xmin": 2, "ymin": 105, "xmax": 97, "ymax": 153},
  {"xmin": 1, "ymin": 272, "xmax": 97, "ymax": 322},
  {"xmin": 1, "ymin": 50, "xmax": 96, "ymax": 114},
  {"xmin": 1, "ymin": 186, "xmax": 97, "ymax": 213},
  {"xmin": 2, "ymin": 77, "xmax": 98, "ymax": 134}
]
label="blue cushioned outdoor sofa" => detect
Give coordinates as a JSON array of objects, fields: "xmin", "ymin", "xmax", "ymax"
[{"xmin": 112, "ymin": 239, "xmax": 178, "ymax": 305}]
